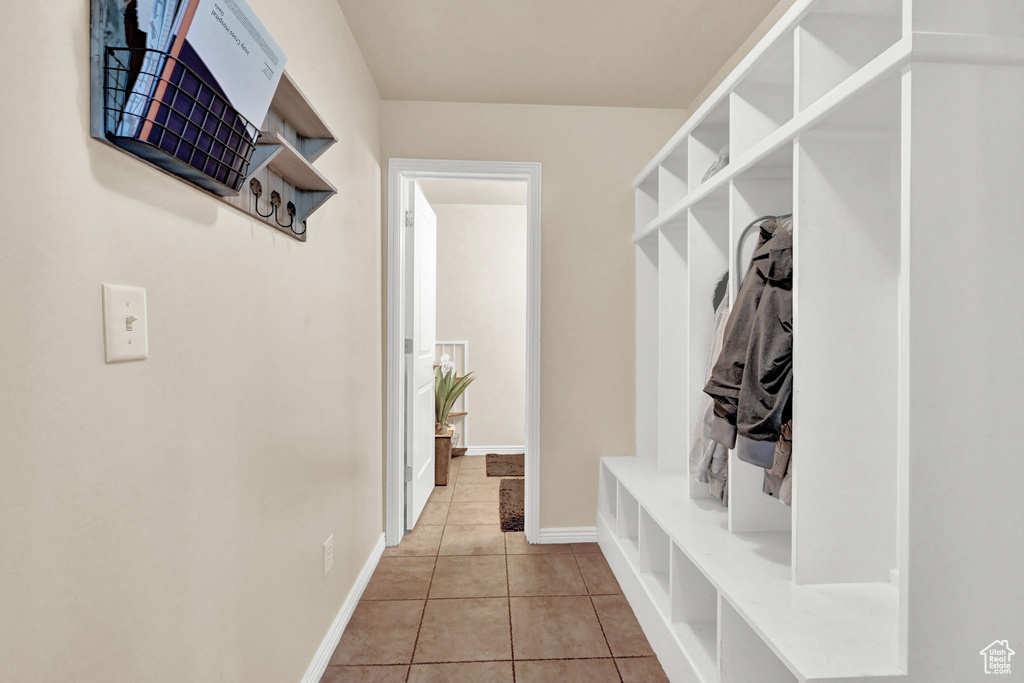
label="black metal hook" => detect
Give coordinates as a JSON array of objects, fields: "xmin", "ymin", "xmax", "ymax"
[
  {"xmin": 275, "ymin": 200, "xmax": 296, "ymax": 230},
  {"xmin": 250, "ymin": 179, "xmax": 304, "ymax": 236},
  {"xmin": 250, "ymin": 179, "xmax": 275, "ymax": 218}
]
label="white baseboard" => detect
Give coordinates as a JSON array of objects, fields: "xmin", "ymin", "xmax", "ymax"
[
  {"xmin": 536, "ymin": 526, "xmax": 598, "ymax": 544},
  {"xmin": 463, "ymin": 446, "xmax": 525, "ymax": 456},
  {"xmin": 300, "ymin": 533, "xmax": 386, "ymax": 683}
]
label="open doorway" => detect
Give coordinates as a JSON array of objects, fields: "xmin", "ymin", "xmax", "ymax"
[{"xmin": 385, "ymin": 159, "xmax": 541, "ymax": 547}]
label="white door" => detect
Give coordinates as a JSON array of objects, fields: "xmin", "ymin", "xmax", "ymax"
[{"xmin": 405, "ymin": 181, "xmax": 438, "ymax": 530}]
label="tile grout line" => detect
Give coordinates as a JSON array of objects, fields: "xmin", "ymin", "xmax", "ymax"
[
  {"xmin": 403, "ymin": 560, "xmax": 434, "ymax": 680},
  {"xmin": 402, "ymin": 455, "xmax": 461, "ymax": 682},
  {"xmin": 575, "ymin": 550, "xmax": 625, "ymax": 683},
  {"xmin": 363, "ymin": 595, "xmax": 509, "ymax": 602},
  {"xmin": 386, "ymin": 458, "xmax": 648, "ymax": 679},
  {"xmin": 433, "ymin": 458, "xmax": 458, "ymax": 557},
  {"xmin": 506, "ymin": 516, "xmax": 516, "ymax": 683},
  {"xmin": 334, "ymin": 656, "xmax": 649, "ymax": 667},
  {"xmin": 342, "ymin": 459, "xmax": 632, "ymax": 680},
  {"xmin": 328, "ymin": 655, "xmax": 653, "ymax": 678},
  {"xmin": 399, "ymin": 458, "xmax": 638, "ymax": 679},
  {"xmin": 337, "ymin": 514, "xmax": 648, "ymax": 677},
  {"xmin": 480, "ymin": 454, "xmax": 517, "ymax": 678}
]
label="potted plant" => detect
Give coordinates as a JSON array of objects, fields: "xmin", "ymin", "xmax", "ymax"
[{"xmin": 434, "ymin": 367, "xmax": 474, "ymax": 485}]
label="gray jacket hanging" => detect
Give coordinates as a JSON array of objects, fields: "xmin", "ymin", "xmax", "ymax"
[
  {"xmin": 704, "ymin": 216, "xmax": 793, "ymax": 445},
  {"xmin": 737, "ymin": 223, "xmax": 793, "ymax": 442},
  {"xmin": 703, "ymin": 217, "xmax": 776, "ymax": 436}
]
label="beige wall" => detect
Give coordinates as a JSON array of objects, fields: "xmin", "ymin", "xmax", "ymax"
[
  {"xmin": 0, "ymin": 2, "xmax": 383, "ymax": 682},
  {"xmin": 382, "ymin": 102, "xmax": 687, "ymax": 527},
  {"xmin": 435, "ymin": 204, "xmax": 527, "ymax": 448}
]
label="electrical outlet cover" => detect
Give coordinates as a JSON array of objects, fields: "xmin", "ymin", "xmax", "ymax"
[{"xmin": 323, "ymin": 535, "xmax": 334, "ymax": 577}]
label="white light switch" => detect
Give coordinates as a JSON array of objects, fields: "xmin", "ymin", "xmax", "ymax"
[{"xmin": 103, "ymin": 284, "xmax": 148, "ymax": 363}]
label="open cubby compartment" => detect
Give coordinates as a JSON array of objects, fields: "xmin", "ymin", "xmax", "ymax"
[
  {"xmin": 616, "ymin": 484, "xmax": 641, "ymax": 561},
  {"xmin": 911, "ymin": 0, "xmax": 1024, "ymax": 37},
  {"xmin": 671, "ymin": 545, "xmax": 718, "ymax": 682},
  {"xmin": 657, "ymin": 217, "xmax": 689, "ymax": 475},
  {"xmin": 730, "ymin": 30, "xmax": 795, "ymax": 160},
  {"xmin": 636, "ymin": 235, "xmax": 660, "ymax": 460},
  {"xmin": 792, "ymin": 73, "xmax": 901, "ymax": 585},
  {"xmin": 726, "ymin": 146, "xmax": 794, "ymax": 534},
  {"xmin": 636, "ymin": 170, "xmax": 660, "ymax": 229},
  {"xmin": 795, "ymin": 0, "xmax": 902, "ymax": 112},
  {"xmin": 658, "ymin": 144, "xmax": 689, "ymax": 213},
  {"xmin": 719, "ymin": 598, "xmax": 797, "ymax": 683},
  {"xmin": 730, "ymin": 144, "xmax": 793, "ymax": 320},
  {"xmin": 599, "ymin": 463, "xmax": 618, "ymax": 527},
  {"xmin": 600, "ymin": 457, "xmax": 899, "ymax": 679},
  {"xmin": 688, "ymin": 99, "xmax": 730, "ymax": 189},
  {"xmin": 729, "ymin": 144, "xmax": 793, "ymax": 300},
  {"xmin": 638, "ymin": 509, "xmax": 672, "ymax": 617},
  {"xmin": 686, "ymin": 187, "xmax": 730, "ymax": 501}
]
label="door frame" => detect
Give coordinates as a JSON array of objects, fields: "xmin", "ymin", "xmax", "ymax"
[{"xmin": 385, "ymin": 158, "xmax": 542, "ymax": 547}]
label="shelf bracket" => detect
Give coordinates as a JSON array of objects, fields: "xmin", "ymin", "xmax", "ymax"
[{"xmin": 247, "ymin": 142, "xmax": 284, "ymax": 180}]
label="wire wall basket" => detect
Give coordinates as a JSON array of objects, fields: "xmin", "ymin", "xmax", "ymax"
[{"xmin": 103, "ymin": 47, "xmax": 260, "ymax": 196}]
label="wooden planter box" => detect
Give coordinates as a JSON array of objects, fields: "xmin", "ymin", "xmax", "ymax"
[{"xmin": 434, "ymin": 435, "xmax": 452, "ymax": 486}]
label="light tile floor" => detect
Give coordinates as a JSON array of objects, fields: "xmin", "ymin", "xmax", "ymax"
[{"xmin": 323, "ymin": 455, "xmax": 668, "ymax": 682}]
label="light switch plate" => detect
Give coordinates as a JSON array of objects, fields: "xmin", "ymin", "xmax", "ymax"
[{"xmin": 103, "ymin": 284, "xmax": 148, "ymax": 363}]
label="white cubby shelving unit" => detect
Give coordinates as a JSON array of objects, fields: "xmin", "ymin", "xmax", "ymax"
[{"xmin": 602, "ymin": 0, "xmax": 1024, "ymax": 681}]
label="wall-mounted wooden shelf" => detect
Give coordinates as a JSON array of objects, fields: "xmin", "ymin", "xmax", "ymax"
[
  {"xmin": 252, "ymin": 131, "xmax": 336, "ymax": 193},
  {"xmin": 270, "ymin": 72, "xmax": 335, "ymax": 144},
  {"xmin": 223, "ymin": 73, "xmax": 338, "ymax": 241},
  {"xmin": 90, "ymin": 0, "xmax": 338, "ymax": 242}
]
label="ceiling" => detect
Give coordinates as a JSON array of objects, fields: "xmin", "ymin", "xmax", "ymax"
[
  {"xmin": 419, "ymin": 179, "xmax": 527, "ymax": 206},
  {"xmin": 335, "ymin": 0, "xmax": 782, "ymax": 110}
]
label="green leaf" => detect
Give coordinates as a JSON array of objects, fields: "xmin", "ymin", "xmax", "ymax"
[{"xmin": 434, "ymin": 368, "xmax": 474, "ymax": 426}]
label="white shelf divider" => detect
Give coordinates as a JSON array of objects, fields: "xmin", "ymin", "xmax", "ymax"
[
  {"xmin": 637, "ymin": 173, "xmax": 660, "ymax": 228},
  {"xmin": 636, "ymin": 235, "xmax": 660, "ymax": 461},
  {"xmin": 660, "ymin": 147, "xmax": 690, "ymax": 213},
  {"xmin": 617, "ymin": 483, "xmax": 641, "ymax": 560},
  {"xmin": 599, "ymin": 463, "xmax": 618, "ymax": 527},
  {"xmin": 671, "ymin": 544, "xmax": 718, "ymax": 682},
  {"xmin": 792, "ymin": 75, "xmax": 901, "ymax": 585},
  {"xmin": 686, "ymin": 189, "xmax": 730, "ymax": 501},
  {"xmin": 719, "ymin": 597, "xmax": 797, "ymax": 683},
  {"xmin": 658, "ymin": 218, "xmax": 689, "ymax": 475},
  {"xmin": 639, "ymin": 510, "xmax": 673, "ymax": 619}
]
